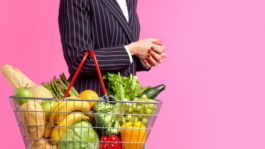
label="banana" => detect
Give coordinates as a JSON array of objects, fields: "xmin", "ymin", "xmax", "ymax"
[
  {"xmin": 45, "ymin": 101, "xmax": 67, "ymax": 138},
  {"xmin": 50, "ymin": 112, "xmax": 89, "ymax": 144},
  {"xmin": 49, "ymin": 101, "xmax": 66, "ymax": 124},
  {"xmin": 51, "ymin": 100, "xmax": 64, "ymax": 112},
  {"xmin": 53, "ymin": 100, "xmax": 90, "ymax": 125},
  {"xmin": 49, "ymin": 101, "xmax": 64, "ymax": 120},
  {"xmin": 44, "ymin": 121, "xmax": 52, "ymax": 138},
  {"xmin": 45, "ymin": 97, "xmax": 90, "ymax": 138}
]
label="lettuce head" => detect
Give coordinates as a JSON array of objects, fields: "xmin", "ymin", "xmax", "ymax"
[{"xmin": 57, "ymin": 121, "xmax": 99, "ymax": 149}]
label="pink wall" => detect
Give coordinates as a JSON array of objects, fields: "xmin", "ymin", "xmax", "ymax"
[{"xmin": 1, "ymin": 0, "xmax": 265, "ymax": 148}]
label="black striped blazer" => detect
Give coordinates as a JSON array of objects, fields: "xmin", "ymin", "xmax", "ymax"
[{"xmin": 59, "ymin": 0, "xmax": 150, "ymax": 96}]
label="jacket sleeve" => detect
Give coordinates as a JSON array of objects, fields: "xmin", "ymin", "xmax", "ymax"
[
  {"xmin": 59, "ymin": 0, "xmax": 131, "ymax": 76},
  {"xmin": 136, "ymin": 58, "xmax": 152, "ymax": 72}
]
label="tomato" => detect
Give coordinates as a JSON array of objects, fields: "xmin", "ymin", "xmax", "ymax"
[
  {"xmin": 100, "ymin": 135, "xmax": 122, "ymax": 149},
  {"xmin": 109, "ymin": 135, "xmax": 121, "ymax": 142}
]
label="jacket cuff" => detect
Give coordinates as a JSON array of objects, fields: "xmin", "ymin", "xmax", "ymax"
[{"xmin": 124, "ymin": 45, "xmax": 133, "ymax": 65}]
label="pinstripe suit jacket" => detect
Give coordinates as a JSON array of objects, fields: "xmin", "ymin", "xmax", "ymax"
[{"xmin": 59, "ymin": 0, "xmax": 150, "ymax": 96}]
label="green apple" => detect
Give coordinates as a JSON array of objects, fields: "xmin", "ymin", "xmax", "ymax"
[
  {"xmin": 40, "ymin": 100, "xmax": 57, "ymax": 122},
  {"xmin": 13, "ymin": 87, "xmax": 34, "ymax": 105}
]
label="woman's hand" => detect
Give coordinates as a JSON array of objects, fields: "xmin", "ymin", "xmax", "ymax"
[
  {"xmin": 145, "ymin": 40, "xmax": 166, "ymax": 66},
  {"xmin": 128, "ymin": 38, "xmax": 166, "ymax": 67}
]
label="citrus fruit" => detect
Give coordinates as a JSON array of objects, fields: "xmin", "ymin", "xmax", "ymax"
[{"xmin": 79, "ymin": 90, "xmax": 99, "ymax": 108}]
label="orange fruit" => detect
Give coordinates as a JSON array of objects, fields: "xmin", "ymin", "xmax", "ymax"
[{"xmin": 79, "ymin": 90, "xmax": 99, "ymax": 109}]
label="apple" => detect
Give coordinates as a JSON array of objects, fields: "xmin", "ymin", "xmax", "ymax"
[
  {"xmin": 13, "ymin": 87, "xmax": 34, "ymax": 106},
  {"xmin": 40, "ymin": 100, "xmax": 57, "ymax": 122}
]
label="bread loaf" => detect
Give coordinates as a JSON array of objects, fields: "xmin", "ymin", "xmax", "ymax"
[
  {"xmin": 29, "ymin": 85, "xmax": 54, "ymax": 103},
  {"xmin": 1, "ymin": 65, "xmax": 36, "ymax": 89},
  {"xmin": 28, "ymin": 137, "xmax": 57, "ymax": 149},
  {"xmin": 20, "ymin": 101, "xmax": 45, "ymax": 139}
]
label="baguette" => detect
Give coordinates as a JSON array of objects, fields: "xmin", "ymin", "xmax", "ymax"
[{"xmin": 1, "ymin": 65, "xmax": 36, "ymax": 89}]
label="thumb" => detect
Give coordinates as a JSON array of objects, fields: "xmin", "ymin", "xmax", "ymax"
[{"xmin": 152, "ymin": 40, "xmax": 163, "ymax": 46}]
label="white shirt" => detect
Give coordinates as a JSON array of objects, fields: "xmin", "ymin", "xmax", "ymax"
[
  {"xmin": 117, "ymin": 0, "xmax": 150, "ymax": 68},
  {"xmin": 117, "ymin": 0, "xmax": 129, "ymax": 22}
]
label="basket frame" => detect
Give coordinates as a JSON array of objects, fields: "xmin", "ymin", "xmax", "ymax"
[{"xmin": 8, "ymin": 49, "xmax": 164, "ymax": 149}]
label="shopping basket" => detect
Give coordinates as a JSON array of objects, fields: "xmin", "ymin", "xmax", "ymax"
[{"xmin": 9, "ymin": 50, "xmax": 163, "ymax": 149}]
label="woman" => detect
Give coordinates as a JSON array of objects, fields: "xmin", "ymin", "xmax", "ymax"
[{"xmin": 59, "ymin": 0, "xmax": 166, "ymax": 148}]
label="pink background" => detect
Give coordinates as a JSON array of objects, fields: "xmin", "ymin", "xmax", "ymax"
[{"xmin": 1, "ymin": 0, "xmax": 265, "ymax": 148}]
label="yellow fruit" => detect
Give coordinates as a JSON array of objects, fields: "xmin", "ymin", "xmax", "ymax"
[
  {"xmin": 49, "ymin": 101, "xmax": 65, "ymax": 123},
  {"xmin": 50, "ymin": 112, "xmax": 89, "ymax": 145},
  {"xmin": 53, "ymin": 100, "xmax": 91, "ymax": 125},
  {"xmin": 45, "ymin": 101, "xmax": 69, "ymax": 138},
  {"xmin": 79, "ymin": 90, "xmax": 99, "ymax": 109},
  {"xmin": 67, "ymin": 96, "xmax": 79, "ymax": 99},
  {"xmin": 44, "ymin": 100, "xmax": 91, "ymax": 138},
  {"xmin": 44, "ymin": 121, "xmax": 52, "ymax": 138}
]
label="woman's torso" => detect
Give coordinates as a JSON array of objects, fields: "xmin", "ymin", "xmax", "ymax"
[{"xmin": 68, "ymin": 0, "xmax": 141, "ymax": 96}]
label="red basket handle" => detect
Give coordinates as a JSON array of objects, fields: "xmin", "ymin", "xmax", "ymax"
[{"xmin": 64, "ymin": 50, "xmax": 107, "ymax": 98}]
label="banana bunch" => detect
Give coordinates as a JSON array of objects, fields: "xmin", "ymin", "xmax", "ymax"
[{"xmin": 45, "ymin": 96, "xmax": 91, "ymax": 145}]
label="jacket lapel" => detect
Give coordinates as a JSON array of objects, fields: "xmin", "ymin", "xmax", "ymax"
[
  {"xmin": 100, "ymin": 0, "xmax": 133, "ymax": 42},
  {"xmin": 127, "ymin": 0, "xmax": 135, "ymax": 29}
]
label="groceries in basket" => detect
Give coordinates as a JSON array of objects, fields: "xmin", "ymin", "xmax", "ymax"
[
  {"xmin": 2, "ymin": 64, "xmax": 166, "ymax": 149},
  {"xmin": 99, "ymin": 135, "xmax": 122, "ymax": 149}
]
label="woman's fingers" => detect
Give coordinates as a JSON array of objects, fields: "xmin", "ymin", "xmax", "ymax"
[
  {"xmin": 160, "ymin": 52, "xmax": 167, "ymax": 58},
  {"xmin": 150, "ymin": 40, "xmax": 165, "ymax": 64},
  {"xmin": 152, "ymin": 40, "xmax": 163, "ymax": 46},
  {"xmin": 146, "ymin": 54, "xmax": 157, "ymax": 66},
  {"xmin": 143, "ymin": 60, "xmax": 151, "ymax": 67},
  {"xmin": 148, "ymin": 49, "xmax": 162, "ymax": 63},
  {"xmin": 151, "ymin": 45, "xmax": 165, "ymax": 54}
]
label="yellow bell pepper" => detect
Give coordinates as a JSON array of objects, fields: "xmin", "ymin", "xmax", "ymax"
[{"xmin": 121, "ymin": 122, "xmax": 146, "ymax": 149}]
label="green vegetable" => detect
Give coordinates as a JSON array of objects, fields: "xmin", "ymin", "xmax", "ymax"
[
  {"xmin": 53, "ymin": 77, "xmax": 64, "ymax": 95},
  {"xmin": 57, "ymin": 121, "xmax": 99, "ymax": 149},
  {"xmin": 106, "ymin": 87, "xmax": 114, "ymax": 96},
  {"xmin": 60, "ymin": 73, "xmax": 79, "ymax": 96},
  {"xmin": 137, "ymin": 84, "xmax": 166, "ymax": 99},
  {"xmin": 93, "ymin": 102, "xmax": 128, "ymax": 136},
  {"xmin": 50, "ymin": 80, "xmax": 61, "ymax": 99},
  {"xmin": 57, "ymin": 80, "xmax": 67, "ymax": 93},
  {"xmin": 103, "ymin": 72, "xmax": 150, "ymax": 100},
  {"xmin": 41, "ymin": 82, "xmax": 56, "ymax": 97},
  {"xmin": 58, "ymin": 78, "xmax": 75, "ymax": 97},
  {"xmin": 41, "ymin": 73, "xmax": 80, "ymax": 98}
]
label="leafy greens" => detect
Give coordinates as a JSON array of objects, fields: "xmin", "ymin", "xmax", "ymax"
[{"xmin": 103, "ymin": 72, "xmax": 150, "ymax": 101}]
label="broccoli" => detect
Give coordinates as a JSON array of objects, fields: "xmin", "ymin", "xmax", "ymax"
[{"xmin": 93, "ymin": 102, "xmax": 127, "ymax": 136}]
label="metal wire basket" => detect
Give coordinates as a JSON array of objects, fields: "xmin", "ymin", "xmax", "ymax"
[{"xmin": 9, "ymin": 50, "xmax": 163, "ymax": 149}]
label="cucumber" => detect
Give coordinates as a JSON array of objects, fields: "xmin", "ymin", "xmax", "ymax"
[{"xmin": 138, "ymin": 84, "xmax": 166, "ymax": 99}]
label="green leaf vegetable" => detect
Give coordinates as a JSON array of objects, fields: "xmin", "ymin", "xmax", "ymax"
[
  {"xmin": 93, "ymin": 102, "xmax": 127, "ymax": 136},
  {"xmin": 58, "ymin": 121, "xmax": 99, "ymax": 149},
  {"xmin": 103, "ymin": 72, "xmax": 150, "ymax": 100}
]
